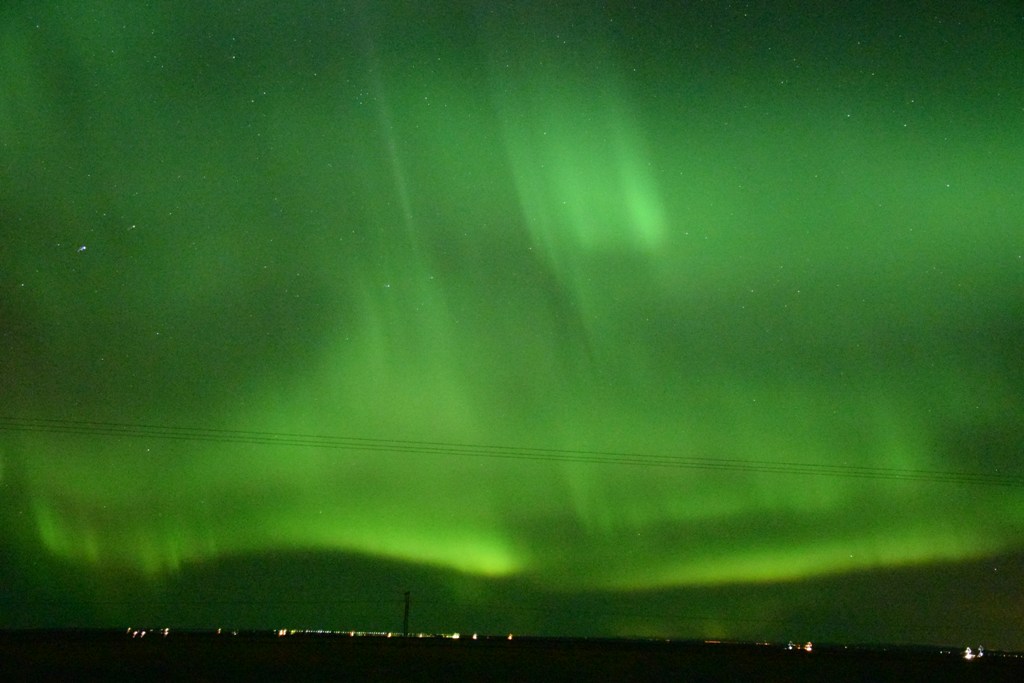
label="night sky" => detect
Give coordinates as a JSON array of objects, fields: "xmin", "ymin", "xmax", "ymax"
[{"xmin": 2, "ymin": 1, "xmax": 1023, "ymax": 649}]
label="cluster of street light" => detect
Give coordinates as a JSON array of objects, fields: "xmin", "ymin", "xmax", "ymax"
[
  {"xmin": 119, "ymin": 627, "xmax": 1012, "ymax": 662},
  {"xmin": 126, "ymin": 628, "xmax": 171, "ymax": 638}
]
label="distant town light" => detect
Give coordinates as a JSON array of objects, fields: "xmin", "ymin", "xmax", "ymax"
[{"xmin": 964, "ymin": 645, "xmax": 984, "ymax": 661}]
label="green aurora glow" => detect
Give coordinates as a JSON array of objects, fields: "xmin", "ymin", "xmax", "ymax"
[{"xmin": 1, "ymin": 1, "xmax": 1022, "ymax": 646}]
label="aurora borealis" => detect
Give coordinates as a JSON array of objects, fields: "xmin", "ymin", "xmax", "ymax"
[{"xmin": 2, "ymin": 1, "xmax": 1023, "ymax": 648}]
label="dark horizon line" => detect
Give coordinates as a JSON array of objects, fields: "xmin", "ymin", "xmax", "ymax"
[{"xmin": 0, "ymin": 627, "xmax": 1014, "ymax": 655}]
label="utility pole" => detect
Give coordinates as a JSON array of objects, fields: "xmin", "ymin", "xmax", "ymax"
[{"xmin": 403, "ymin": 591, "xmax": 410, "ymax": 637}]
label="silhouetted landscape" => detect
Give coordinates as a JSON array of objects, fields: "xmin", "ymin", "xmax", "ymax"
[{"xmin": 2, "ymin": 629, "xmax": 1022, "ymax": 681}]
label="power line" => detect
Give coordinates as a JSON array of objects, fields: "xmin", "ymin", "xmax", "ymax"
[{"xmin": 1, "ymin": 416, "xmax": 1021, "ymax": 488}]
